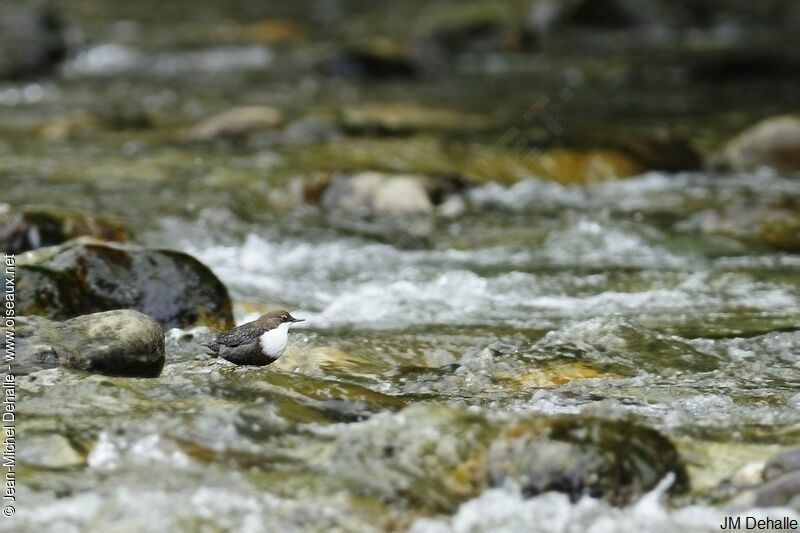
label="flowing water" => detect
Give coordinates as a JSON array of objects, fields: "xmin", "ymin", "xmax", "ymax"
[{"xmin": 4, "ymin": 0, "xmax": 800, "ymax": 531}]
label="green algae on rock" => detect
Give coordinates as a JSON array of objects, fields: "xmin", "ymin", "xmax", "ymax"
[
  {"xmin": 13, "ymin": 310, "xmax": 165, "ymax": 378},
  {"xmin": 16, "ymin": 238, "xmax": 233, "ymax": 330},
  {"xmin": 0, "ymin": 204, "xmax": 131, "ymax": 254}
]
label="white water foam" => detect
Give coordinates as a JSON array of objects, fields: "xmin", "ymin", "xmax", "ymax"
[{"xmin": 411, "ymin": 478, "xmax": 800, "ymax": 533}]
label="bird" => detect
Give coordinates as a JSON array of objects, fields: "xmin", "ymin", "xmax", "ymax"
[{"xmin": 202, "ymin": 309, "xmax": 304, "ymax": 366}]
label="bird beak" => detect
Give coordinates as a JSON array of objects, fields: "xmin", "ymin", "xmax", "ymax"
[{"xmin": 291, "ymin": 317, "xmax": 305, "ymax": 323}]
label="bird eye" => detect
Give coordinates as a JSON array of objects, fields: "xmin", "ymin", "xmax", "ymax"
[{"xmin": 282, "ymin": 315, "xmax": 288, "ymax": 320}]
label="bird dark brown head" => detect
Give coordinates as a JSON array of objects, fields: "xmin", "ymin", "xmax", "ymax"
[{"xmin": 253, "ymin": 309, "xmax": 304, "ymax": 329}]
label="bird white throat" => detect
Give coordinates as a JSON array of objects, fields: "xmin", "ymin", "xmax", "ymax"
[{"xmin": 259, "ymin": 322, "xmax": 291, "ymax": 358}]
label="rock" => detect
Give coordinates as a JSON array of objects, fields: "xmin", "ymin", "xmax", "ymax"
[
  {"xmin": 340, "ymin": 103, "xmax": 493, "ymax": 134},
  {"xmin": 0, "ymin": 6, "xmax": 67, "ymax": 79},
  {"xmin": 317, "ymin": 48, "xmax": 417, "ymax": 80},
  {"xmin": 18, "ymin": 434, "xmax": 85, "ymax": 468},
  {"xmin": 14, "ymin": 310, "xmax": 165, "ymax": 377},
  {"xmin": 319, "ymin": 404, "xmax": 497, "ymax": 511},
  {"xmin": 710, "ymin": 115, "xmax": 800, "ymax": 173},
  {"xmin": 526, "ymin": 315, "xmax": 720, "ymax": 374},
  {"xmin": 181, "ymin": 106, "xmax": 285, "ymax": 142},
  {"xmin": 753, "ymin": 472, "xmax": 800, "ymax": 509},
  {"xmin": 291, "ymin": 137, "xmax": 456, "ymax": 176},
  {"xmin": 486, "ymin": 416, "xmax": 689, "ymax": 505},
  {"xmin": 763, "ymin": 448, "xmax": 800, "ymax": 482},
  {"xmin": 0, "ymin": 205, "xmax": 131, "ymax": 254},
  {"xmin": 525, "ymin": 0, "xmax": 636, "ymax": 42},
  {"xmin": 309, "ymin": 172, "xmax": 466, "ymax": 217},
  {"xmin": 320, "ymin": 404, "xmax": 687, "ymax": 511},
  {"xmin": 16, "ymin": 238, "xmax": 233, "ymax": 330},
  {"xmin": 462, "ymin": 147, "xmax": 645, "ymax": 185},
  {"xmin": 293, "ymin": 137, "xmax": 644, "ymax": 186},
  {"xmin": 689, "ymin": 207, "xmax": 800, "ymax": 252}
]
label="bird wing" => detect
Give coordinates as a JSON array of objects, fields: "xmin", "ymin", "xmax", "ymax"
[{"xmin": 214, "ymin": 325, "xmax": 264, "ymax": 348}]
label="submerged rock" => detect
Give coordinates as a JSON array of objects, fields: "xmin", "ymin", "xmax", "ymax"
[
  {"xmin": 711, "ymin": 115, "xmax": 800, "ymax": 173},
  {"xmin": 16, "ymin": 239, "xmax": 233, "ymax": 330},
  {"xmin": 320, "ymin": 404, "xmax": 687, "ymax": 511},
  {"xmin": 14, "ymin": 310, "xmax": 165, "ymax": 377},
  {"xmin": 689, "ymin": 207, "xmax": 800, "ymax": 252},
  {"xmin": 486, "ymin": 416, "xmax": 689, "ymax": 505},
  {"xmin": 528, "ymin": 315, "xmax": 720, "ymax": 374},
  {"xmin": 0, "ymin": 204, "xmax": 131, "ymax": 253},
  {"xmin": 0, "ymin": 6, "xmax": 67, "ymax": 79},
  {"xmin": 181, "ymin": 106, "xmax": 285, "ymax": 142}
]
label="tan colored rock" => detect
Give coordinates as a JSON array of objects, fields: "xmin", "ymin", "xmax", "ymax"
[
  {"xmin": 318, "ymin": 172, "xmax": 436, "ymax": 216},
  {"xmin": 712, "ymin": 115, "xmax": 800, "ymax": 173},
  {"xmin": 341, "ymin": 103, "xmax": 492, "ymax": 133},
  {"xmin": 463, "ymin": 147, "xmax": 645, "ymax": 185},
  {"xmin": 182, "ymin": 105, "xmax": 285, "ymax": 141}
]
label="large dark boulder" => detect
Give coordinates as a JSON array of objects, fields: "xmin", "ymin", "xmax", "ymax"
[
  {"xmin": 0, "ymin": 205, "xmax": 131, "ymax": 254},
  {"xmin": 10, "ymin": 310, "xmax": 165, "ymax": 377},
  {"xmin": 16, "ymin": 239, "xmax": 233, "ymax": 330},
  {"xmin": 0, "ymin": 6, "xmax": 67, "ymax": 80}
]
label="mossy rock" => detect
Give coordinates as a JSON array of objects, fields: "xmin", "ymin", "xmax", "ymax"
[
  {"xmin": 321, "ymin": 404, "xmax": 687, "ymax": 511},
  {"xmin": 14, "ymin": 310, "xmax": 165, "ymax": 378},
  {"xmin": 0, "ymin": 204, "xmax": 131, "ymax": 254},
  {"xmin": 461, "ymin": 146, "xmax": 646, "ymax": 185},
  {"xmin": 486, "ymin": 416, "xmax": 689, "ymax": 506},
  {"xmin": 290, "ymin": 137, "xmax": 644, "ymax": 186},
  {"xmin": 16, "ymin": 238, "xmax": 233, "ymax": 330}
]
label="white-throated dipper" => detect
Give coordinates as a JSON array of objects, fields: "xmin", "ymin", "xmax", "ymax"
[{"xmin": 203, "ymin": 309, "xmax": 304, "ymax": 366}]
